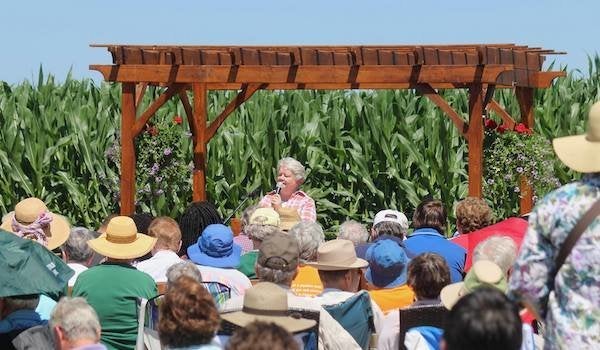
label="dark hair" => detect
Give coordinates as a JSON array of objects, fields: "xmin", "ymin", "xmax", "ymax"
[
  {"xmin": 158, "ymin": 276, "xmax": 220, "ymax": 347},
  {"xmin": 372, "ymin": 221, "xmax": 405, "ymax": 239},
  {"xmin": 412, "ymin": 199, "xmax": 447, "ymax": 234},
  {"xmin": 225, "ymin": 321, "xmax": 300, "ymax": 350},
  {"xmin": 407, "ymin": 253, "xmax": 451, "ymax": 300},
  {"xmin": 131, "ymin": 212, "xmax": 155, "ymax": 261},
  {"xmin": 455, "ymin": 197, "xmax": 493, "ymax": 234},
  {"xmin": 444, "ymin": 287, "xmax": 522, "ymax": 350},
  {"xmin": 178, "ymin": 201, "xmax": 223, "ymax": 256}
]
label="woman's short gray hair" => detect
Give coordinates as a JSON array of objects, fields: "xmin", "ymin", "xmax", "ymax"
[
  {"xmin": 166, "ymin": 261, "xmax": 203, "ymax": 287},
  {"xmin": 255, "ymin": 261, "xmax": 297, "ymax": 285},
  {"xmin": 64, "ymin": 227, "xmax": 96, "ymax": 263},
  {"xmin": 473, "ymin": 236, "xmax": 518, "ymax": 274},
  {"xmin": 338, "ymin": 220, "xmax": 369, "ymax": 245},
  {"xmin": 288, "ymin": 221, "xmax": 324, "ymax": 262},
  {"xmin": 278, "ymin": 157, "xmax": 306, "ymax": 181},
  {"xmin": 245, "ymin": 223, "xmax": 281, "ymax": 241},
  {"xmin": 50, "ymin": 297, "xmax": 100, "ymax": 342}
]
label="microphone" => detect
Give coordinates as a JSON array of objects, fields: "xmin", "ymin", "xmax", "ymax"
[{"xmin": 275, "ymin": 182, "xmax": 284, "ymax": 195}]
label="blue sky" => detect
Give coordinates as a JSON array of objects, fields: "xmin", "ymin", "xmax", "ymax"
[{"xmin": 1, "ymin": 0, "xmax": 598, "ymax": 84}]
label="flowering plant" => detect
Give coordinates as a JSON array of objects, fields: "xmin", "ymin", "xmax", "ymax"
[
  {"xmin": 483, "ymin": 118, "xmax": 561, "ymax": 217},
  {"xmin": 106, "ymin": 114, "xmax": 192, "ymax": 216}
]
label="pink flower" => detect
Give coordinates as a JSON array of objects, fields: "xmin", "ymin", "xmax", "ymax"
[
  {"xmin": 496, "ymin": 124, "xmax": 507, "ymax": 133},
  {"xmin": 484, "ymin": 119, "xmax": 498, "ymax": 130},
  {"xmin": 515, "ymin": 123, "xmax": 533, "ymax": 134},
  {"xmin": 173, "ymin": 115, "xmax": 183, "ymax": 125}
]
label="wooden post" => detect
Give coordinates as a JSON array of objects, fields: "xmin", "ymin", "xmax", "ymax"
[
  {"xmin": 468, "ymin": 83, "xmax": 484, "ymax": 198},
  {"xmin": 192, "ymin": 83, "xmax": 208, "ymax": 201},
  {"xmin": 516, "ymin": 87, "xmax": 535, "ymax": 214},
  {"xmin": 120, "ymin": 83, "xmax": 137, "ymax": 215}
]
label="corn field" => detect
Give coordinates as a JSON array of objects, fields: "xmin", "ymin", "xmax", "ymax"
[{"xmin": 1, "ymin": 58, "xmax": 599, "ymax": 235}]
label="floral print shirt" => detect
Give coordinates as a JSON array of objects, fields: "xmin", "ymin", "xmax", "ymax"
[{"xmin": 508, "ymin": 173, "xmax": 600, "ymax": 349}]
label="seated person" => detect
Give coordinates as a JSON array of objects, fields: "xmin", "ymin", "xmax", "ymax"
[
  {"xmin": 452, "ymin": 197, "xmax": 493, "ymax": 237},
  {"xmin": 337, "ymin": 220, "xmax": 369, "ymax": 245},
  {"xmin": 289, "ymin": 221, "xmax": 325, "ymax": 297},
  {"xmin": 226, "ymin": 321, "xmax": 300, "ymax": 350},
  {"xmin": 178, "ymin": 201, "xmax": 223, "ymax": 258},
  {"xmin": 62, "ymin": 227, "xmax": 97, "ymax": 287},
  {"xmin": 355, "ymin": 209, "xmax": 413, "ymax": 259},
  {"xmin": 136, "ymin": 216, "xmax": 183, "ymax": 282},
  {"xmin": 237, "ymin": 208, "xmax": 282, "ymax": 278},
  {"xmin": 0, "ymin": 294, "xmax": 46, "ymax": 349},
  {"xmin": 51, "ymin": 297, "xmax": 106, "ymax": 350},
  {"xmin": 233, "ymin": 205, "xmax": 259, "ymax": 255}
]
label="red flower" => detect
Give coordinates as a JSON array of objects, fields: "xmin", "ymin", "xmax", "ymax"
[
  {"xmin": 484, "ymin": 119, "xmax": 498, "ymax": 130},
  {"xmin": 147, "ymin": 125, "xmax": 159, "ymax": 136},
  {"xmin": 496, "ymin": 124, "xmax": 507, "ymax": 133},
  {"xmin": 173, "ymin": 115, "xmax": 183, "ymax": 125},
  {"xmin": 514, "ymin": 123, "xmax": 533, "ymax": 134}
]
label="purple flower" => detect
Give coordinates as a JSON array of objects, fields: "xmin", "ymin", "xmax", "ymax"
[
  {"xmin": 486, "ymin": 178, "xmax": 495, "ymax": 185},
  {"xmin": 516, "ymin": 167, "xmax": 524, "ymax": 174},
  {"xmin": 154, "ymin": 189, "xmax": 164, "ymax": 196},
  {"xmin": 150, "ymin": 163, "xmax": 160, "ymax": 176},
  {"xmin": 163, "ymin": 148, "xmax": 172, "ymax": 156}
]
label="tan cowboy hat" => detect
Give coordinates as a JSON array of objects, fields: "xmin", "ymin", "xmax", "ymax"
[
  {"xmin": 553, "ymin": 101, "xmax": 600, "ymax": 173},
  {"xmin": 440, "ymin": 260, "xmax": 507, "ymax": 310},
  {"xmin": 1, "ymin": 197, "xmax": 70, "ymax": 250},
  {"xmin": 277, "ymin": 207, "xmax": 301, "ymax": 231},
  {"xmin": 87, "ymin": 216, "xmax": 156, "ymax": 260},
  {"xmin": 221, "ymin": 282, "xmax": 316, "ymax": 333},
  {"xmin": 307, "ymin": 239, "xmax": 368, "ymax": 271}
]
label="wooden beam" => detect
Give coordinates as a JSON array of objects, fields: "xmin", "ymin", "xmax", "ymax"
[
  {"xmin": 487, "ymin": 100, "xmax": 517, "ymax": 129},
  {"xmin": 90, "ymin": 64, "xmax": 512, "ymax": 85},
  {"xmin": 178, "ymin": 90, "xmax": 196, "ymax": 139},
  {"xmin": 516, "ymin": 87, "xmax": 535, "ymax": 214},
  {"xmin": 120, "ymin": 83, "xmax": 137, "ymax": 215},
  {"xmin": 135, "ymin": 82, "xmax": 148, "ymax": 110},
  {"xmin": 132, "ymin": 84, "xmax": 182, "ymax": 137},
  {"xmin": 415, "ymin": 83, "xmax": 467, "ymax": 136},
  {"xmin": 467, "ymin": 83, "xmax": 484, "ymax": 198},
  {"xmin": 204, "ymin": 82, "xmax": 472, "ymax": 90},
  {"xmin": 192, "ymin": 83, "xmax": 208, "ymax": 202},
  {"xmin": 205, "ymin": 83, "xmax": 262, "ymax": 141}
]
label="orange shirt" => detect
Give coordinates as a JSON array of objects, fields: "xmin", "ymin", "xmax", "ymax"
[
  {"xmin": 291, "ymin": 265, "xmax": 324, "ymax": 297},
  {"xmin": 368, "ymin": 285, "xmax": 415, "ymax": 314}
]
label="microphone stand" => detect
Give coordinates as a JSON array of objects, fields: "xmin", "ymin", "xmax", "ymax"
[{"xmin": 224, "ymin": 188, "xmax": 261, "ymax": 224}]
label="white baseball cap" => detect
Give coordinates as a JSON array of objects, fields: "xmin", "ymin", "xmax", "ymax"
[{"xmin": 373, "ymin": 209, "xmax": 408, "ymax": 229}]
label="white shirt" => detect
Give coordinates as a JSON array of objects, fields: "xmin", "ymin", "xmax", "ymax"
[
  {"xmin": 136, "ymin": 250, "xmax": 183, "ymax": 282},
  {"xmin": 221, "ymin": 289, "xmax": 361, "ymax": 350},
  {"xmin": 67, "ymin": 262, "xmax": 88, "ymax": 287},
  {"xmin": 195, "ymin": 265, "xmax": 252, "ymax": 297},
  {"xmin": 313, "ymin": 289, "xmax": 384, "ymax": 334}
]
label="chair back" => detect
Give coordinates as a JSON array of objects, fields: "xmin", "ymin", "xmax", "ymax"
[
  {"xmin": 398, "ymin": 304, "xmax": 447, "ymax": 350},
  {"xmin": 323, "ymin": 291, "xmax": 375, "ymax": 350},
  {"xmin": 201, "ymin": 281, "xmax": 231, "ymax": 307}
]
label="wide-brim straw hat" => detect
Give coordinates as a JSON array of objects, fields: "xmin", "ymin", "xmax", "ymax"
[
  {"xmin": 87, "ymin": 216, "xmax": 156, "ymax": 260},
  {"xmin": 1, "ymin": 197, "xmax": 70, "ymax": 250},
  {"xmin": 553, "ymin": 101, "xmax": 600, "ymax": 173},
  {"xmin": 440, "ymin": 260, "xmax": 507, "ymax": 310},
  {"xmin": 277, "ymin": 207, "xmax": 301, "ymax": 231},
  {"xmin": 221, "ymin": 282, "xmax": 316, "ymax": 333},
  {"xmin": 307, "ymin": 239, "xmax": 368, "ymax": 271}
]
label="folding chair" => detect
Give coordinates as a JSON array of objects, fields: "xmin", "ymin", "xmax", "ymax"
[
  {"xmin": 398, "ymin": 304, "xmax": 447, "ymax": 350},
  {"xmin": 135, "ymin": 295, "xmax": 163, "ymax": 350},
  {"xmin": 322, "ymin": 291, "xmax": 375, "ymax": 350},
  {"xmin": 201, "ymin": 281, "xmax": 231, "ymax": 308}
]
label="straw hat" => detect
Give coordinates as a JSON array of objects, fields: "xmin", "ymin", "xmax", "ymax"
[
  {"xmin": 307, "ymin": 239, "xmax": 368, "ymax": 271},
  {"xmin": 553, "ymin": 101, "xmax": 600, "ymax": 172},
  {"xmin": 1, "ymin": 197, "xmax": 70, "ymax": 250},
  {"xmin": 250, "ymin": 208, "xmax": 280, "ymax": 227},
  {"xmin": 440, "ymin": 260, "xmax": 507, "ymax": 310},
  {"xmin": 221, "ymin": 282, "xmax": 316, "ymax": 333},
  {"xmin": 87, "ymin": 216, "xmax": 156, "ymax": 260},
  {"xmin": 277, "ymin": 207, "xmax": 301, "ymax": 231}
]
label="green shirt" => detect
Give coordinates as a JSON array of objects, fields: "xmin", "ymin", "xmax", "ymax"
[
  {"xmin": 237, "ymin": 250, "xmax": 258, "ymax": 279},
  {"xmin": 72, "ymin": 262, "xmax": 157, "ymax": 350}
]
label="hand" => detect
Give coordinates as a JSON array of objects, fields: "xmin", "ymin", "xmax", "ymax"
[{"xmin": 270, "ymin": 194, "xmax": 282, "ymax": 210}]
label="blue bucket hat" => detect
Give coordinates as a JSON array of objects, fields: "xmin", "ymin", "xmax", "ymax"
[
  {"xmin": 365, "ymin": 239, "xmax": 409, "ymax": 288},
  {"xmin": 187, "ymin": 224, "xmax": 241, "ymax": 268}
]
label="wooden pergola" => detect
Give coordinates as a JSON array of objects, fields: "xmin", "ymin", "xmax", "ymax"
[{"xmin": 90, "ymin": 44, "xmax": 565, "ymax": 216}]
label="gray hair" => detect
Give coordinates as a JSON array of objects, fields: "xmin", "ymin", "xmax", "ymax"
[
  {"xmin": 241, "ymin": 204, "xmax": 259, "ymax": 228},
  {"xmin": 338, "ymin": 220, "xmax": 369, "ymax": 245},
  {"xmin": 50, "ymin": 297, "xmax": 100, "ymax": 342},
  {"xmin": 245, "ymin": 223, "xmax": 281, "ymax": 241},
  {"xmin": 278, "ymin": 157, "xmax": 306, "ymax": 181},
  {"xmin": 255, "ymin": 260, "xmax": 297, "ymax": 286},
  {"xmin": 4, "ymin": 295, "xmax": 40, "ymax": 311},
  {"xmin": 473, "ymin": 236, "xmax": 518, "ymax": 274},
  {"xmin": 64, "ymin": 227, "xmax": 96, "ymax": 263},
  {"xmin": 166, "ymin": 261, "xmax": 203, "ymax": 287},
  {"xmin": 288, "ymin": 221, "xmax": 324, "ymax": 262},
  {"xmin": 373, "ymin": 221, "xmax": 408, "ymax": 239}
]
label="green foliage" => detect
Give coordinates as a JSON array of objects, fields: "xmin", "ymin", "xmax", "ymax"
[{"xmin": 1, "ymin": 57, "xmax": 599, "ymax": 235}]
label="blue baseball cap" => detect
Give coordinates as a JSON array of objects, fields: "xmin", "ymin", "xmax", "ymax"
[
  {"xmin": 187, "ymin": 224, "xmax": 241, "ymax": 268},
  {"xmin": 365, "ymin": 239, "xmax": 409, "ymax": 288}
]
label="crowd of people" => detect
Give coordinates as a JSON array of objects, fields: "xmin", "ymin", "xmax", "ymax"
[{"xmin": 1, "ymin": 104, "xmax": 600, "ymax": 350}]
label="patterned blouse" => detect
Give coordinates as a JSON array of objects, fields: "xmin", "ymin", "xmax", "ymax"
[
  {"xmin": 508, "ymin": 173, "xmax": 600, "ymax": 349},
  {"xmin": 259, "ymin": 190, "xmax": 317, "ymax": 222}
]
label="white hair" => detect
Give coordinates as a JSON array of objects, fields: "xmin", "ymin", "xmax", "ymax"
[
  {"xmin": 338, "ymin": 220, "xmax": 369, "ymax": 245},
  {"xmin": 278, "ymin": 157, "xmax": 306, "ymax": 181},
  {"xmin": 473, "ymin": 236, "xmax": 518, "ymax": 274},
  {"xmin": 288, "ymin": 221, "xmax": 324, "ymax": 262},
  {"xmin": 50, "ymin": 297, "xmax": 100, "ymax": 342},
  {"xmin": 166, "ymin": 261, "xmax": 203, "ymax": 287},
  {"xmin": 64, "ymin": 227, "xmax": 96, "ymax": 263}
]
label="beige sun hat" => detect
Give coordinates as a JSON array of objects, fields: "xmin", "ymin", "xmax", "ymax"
[
  {"xmin": 553, "ymin": 101, "xmax": 600, "ymax": 173},
  {"xmin": 307, "ymin": 239, "xmax": 368, "ymax": 271},
  {"xmin": 277, "ymin": 207, "xmax": 301, "ymax": 231},
  {"xmin": 250, "ymin": 208, "xmax": 280, "ymax": 227},
  {"xmin": 87, "ymin": 216, "xmax": 156, "ymax": 260},
  {"xmin": 221, "ymin": 282, "xmax": 316, "ymax": 333},
  {"xmin": 440, "ymin": 260, "xmax": 507, "ymax": 310},
  {"xmin": 1, "ymin": 197, "xmax": 70, "ymax": 250}
]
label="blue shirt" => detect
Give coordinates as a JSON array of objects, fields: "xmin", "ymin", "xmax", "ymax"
[{"xmin": 404, "ymin": 228, "xmax": 466, "ymax": 282}]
